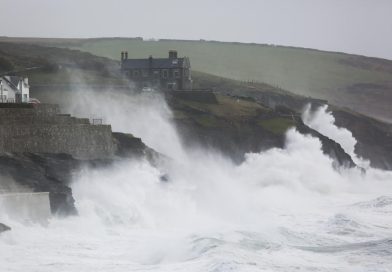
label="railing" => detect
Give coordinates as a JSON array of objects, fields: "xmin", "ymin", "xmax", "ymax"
[
  {"xmin": 92, "ymin": 118, "xmax": 103, "ymax": 125},
  {"xmin": 0, "ymin": 98, "xmax": 15, "ymax": 103}
]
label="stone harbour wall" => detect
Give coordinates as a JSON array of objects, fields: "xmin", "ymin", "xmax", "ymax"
[{"xmin": 0, "ymin": 104, "xmax": 115, "ymax": 159}]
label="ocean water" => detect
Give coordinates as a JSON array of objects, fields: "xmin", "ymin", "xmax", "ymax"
[{"xmin": 1, "ymin": 92, "xmax": 392, "ymax": 272}]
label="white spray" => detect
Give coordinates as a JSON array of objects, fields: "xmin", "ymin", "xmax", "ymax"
[{"xmin": 302, "ymin": 104, "xmax": 370, "ymax": 168}]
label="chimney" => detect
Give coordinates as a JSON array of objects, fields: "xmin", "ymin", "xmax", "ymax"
[
  {"xmin": 24, "ymin": 77, "xmax": 28, "ymax": 85},
  {"xmin": 125, "ymin": 51, "xmax": 128, "ymax": 60},
  {"xmin": 169, "ymin": 50, "xmax": 178, "ymax": 59},
  {"xmin": 121, "ymin": 51, "xmax": 124, "ymax": 61}
]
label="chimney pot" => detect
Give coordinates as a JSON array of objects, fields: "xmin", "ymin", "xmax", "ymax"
[{"xmin": 169, "ymin": 50, "xmax": 178, "ymax": 59}]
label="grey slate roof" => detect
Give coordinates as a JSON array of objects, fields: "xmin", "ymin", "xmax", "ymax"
[
  {"xmin": 122, "ymin": 58, "xmax": 187, "ymax": 69},
  {"xmin": 1, "ymin": 76, "xmax": 20, "ymax": 90},
  {"xmin": 9, "ymin": 76, "xmax": 21, "ymax": 88}
]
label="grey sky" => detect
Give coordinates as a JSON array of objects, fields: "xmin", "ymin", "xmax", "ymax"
[{"xmin": 1, "ymin": 0, "xmax": 392, "ymax": 59}]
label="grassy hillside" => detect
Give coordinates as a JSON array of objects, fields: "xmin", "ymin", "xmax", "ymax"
[
  {"xmin": 56, "ymin": 38, "xmax": 391, "ymax": 122},
  {"xmin": 0, "ymin": 42, "xmax": 125, "ymax": 85}
]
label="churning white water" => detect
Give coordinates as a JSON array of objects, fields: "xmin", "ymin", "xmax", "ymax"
[
  {"xmin": 1, "ymin": 92, "xmax": 392, "ymax": 272},
  {"xmin": 302, "ymin": 104, "xmax": 370, "ymax": 168}
]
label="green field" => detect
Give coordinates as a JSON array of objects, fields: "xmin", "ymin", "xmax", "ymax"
[{"xmin": 67, "ymin": 38, "xmax": 392, "ymax": 122}]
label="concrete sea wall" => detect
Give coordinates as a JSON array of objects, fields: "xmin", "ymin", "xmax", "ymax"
[{"xmin": 0, "ymin": 192, "xmax": 51, "ymax": 224}]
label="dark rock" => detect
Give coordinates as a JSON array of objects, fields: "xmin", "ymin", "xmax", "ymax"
[
  {"xmin": 0, "ymin": 223, "xmax": 11, "ymax": 233},
  {"xmin": 295, "ymin": 119, "xmax": 356, "ymax": 168},
  {"xmin": 113, "ymin": 132, "xmax": 149, "ymax": 158},
  {"xmin": 168, "ymin": 94, "xmax": 355, "ymax": 167},
  {"xmin": 0, "ymin": 153, "xmax": 79, "ymax": 216},
  {"xmin": 332, "ymin": 108, "xmax": 392, "ymax": 170},
  {"xmin": 112, "ymin": 132, "xmax": 165, "ymax": 167},
  {"xmin": 0, "ymin": 133, "xmax": 162, "ymax": 217},
  {"xmin": 159, "ymin": 174, "xmax": 170, "ymax": 182}
]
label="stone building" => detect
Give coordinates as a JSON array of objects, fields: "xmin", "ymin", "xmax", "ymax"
[
  {"xmin": 0, "ymin": 76, "xmax": 30, "ymax": 103},
  {"xmin": 120, "ymin": 50, "xmax": 192, "ymax": 91}
]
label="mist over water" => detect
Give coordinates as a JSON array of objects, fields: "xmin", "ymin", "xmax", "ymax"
[{"xmin": 1, "ymin": 93, "xmax": 392, "ymax": 271}]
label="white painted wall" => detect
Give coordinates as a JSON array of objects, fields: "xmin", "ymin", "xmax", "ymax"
[
  {"xmin": 0, "ymin": 76, "xmax": 30, "ymax": 103},
  {"xmin": 20, "ymin": 77, "xmax": 30, "ymax": 102}
]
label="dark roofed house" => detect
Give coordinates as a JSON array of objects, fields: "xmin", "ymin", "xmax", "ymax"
[{"xmin": 120, "ymin": 50, "xmax": 192, "ymax": 91}]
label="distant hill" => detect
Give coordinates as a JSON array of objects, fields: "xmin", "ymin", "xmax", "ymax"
[{"xmin": 8, "ymin": 37, "xmax": 387, "ymax": 122}]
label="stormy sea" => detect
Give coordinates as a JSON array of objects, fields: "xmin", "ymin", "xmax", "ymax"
[{"xmin": 1, "ymin": 92, "xmax": 392, "ymax": 272}]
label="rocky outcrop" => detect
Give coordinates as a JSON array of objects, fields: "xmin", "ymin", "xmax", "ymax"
[
  {"xmin": 192, "ymin": 72, "xmax": 389, "ymax": 169},
  {"xmin": 0, "ymin": 223, "xmax": 11, "ymax": 233},
  {"xmin": 0, "ymin": 132, "xmax": 161, "ymax": 216},
  {"xmin": 168, "ymin": 93, "xmax": 355, "ymax": 167},
  {"xmin": 332, "ymin": 108, "xmax": 392, "ymax": 170},
  {"xmin": 295, "ymin": 119, "xmax": 355, "ymax": 168},
  {"xmin": 0, "ymin": 153, "xmax": 79, "ymax": 215}
]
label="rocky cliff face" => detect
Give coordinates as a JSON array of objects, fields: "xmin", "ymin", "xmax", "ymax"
[
  {"xmin": 0, "ymin": 223, "xmax": 11, "ymax": 233},
  {"xmin": 0, "ymin": 153, "xmax": 79, "ymax": 215},
  {"xmin": 332, "ymin": 108, "xmax": 392, "ymax": 170},
  {"xmin": 0, "ymin": 132, "xmax": 161, "ymax": 216},
  {"xmin": 192, "ymin": 73, "xmax": 392, "ymax": 170},
  {"xmin": 167, "ymin": 93, "xmax": 355, "ymax": 168}
]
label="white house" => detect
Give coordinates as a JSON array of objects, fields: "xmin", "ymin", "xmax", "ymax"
[{"xmin": 0, "ymin": 76, "xmax": 30, "ymax": 103}]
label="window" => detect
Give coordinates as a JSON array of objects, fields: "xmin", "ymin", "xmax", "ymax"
[
  {"xmin": 142, "ymin": 69, "xmax": 148, "ymax": 77},
  {"xmin": 133, "ymin": 70, "xmax": 140, "ymax": 77},
  {"xmin": 167, "ymin": 83, "xmax": 176, "ymax": 90},
  {"xmin": 162, "ymin": 69, "xmax": 168, "ymax": 79},
  {"xmin": 173, "ymin": 69, "xmax": 180, "ymax": 78}
]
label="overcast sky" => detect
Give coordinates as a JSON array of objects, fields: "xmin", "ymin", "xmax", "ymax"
[{"xmin": 1, "ymin": 0, "xmax": 391, "ymax": 59}]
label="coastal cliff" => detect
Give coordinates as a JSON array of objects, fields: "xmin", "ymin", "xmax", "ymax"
[{"xmin": 0, "ymin": 104, "xmax": 161, "ymax": 215}]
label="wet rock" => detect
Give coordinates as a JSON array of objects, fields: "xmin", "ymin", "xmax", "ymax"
[
  {"xmin": 0, "ymin": 223, "xmax": 11, "ymax": 233},
  {"xmin": 159, "ymin": 174, "xmax": 170, "ymax": 183},
  {"xmin": 0, "ymin": 133, "xmax": 162, "ymax": 217},
  {"xmin": 0, "ymin": 153, "xmax": 79, "ymax": 216}
]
